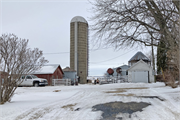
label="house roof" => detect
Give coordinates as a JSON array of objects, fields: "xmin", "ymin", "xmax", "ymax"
[
  {"xmin": 34, "ymin": 64, "xmax": 63, "ymax": 74},
  {"xmin": 63, "ymin": 67, "xmax": 76, "ymax": 72},
  {"xmin": 128, "ymin": 59, "xmax": 151, "ymax": 71},
  {"xmin": 128, "ymin": 51, "xmax": 150, "ymax": 62}
]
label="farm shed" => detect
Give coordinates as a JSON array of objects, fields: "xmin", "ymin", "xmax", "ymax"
[
  {"xmin": 34, "ymin": 64, "xmax": 64, "ymax": 85},
  {"xmin": 62, "ymin": 67, "xmax": 77, "ymax": 82},
  {"xmin": 113, "ymin": 65, "xmax": 130, "ymax": 76},
  {"xmin": 128, "ymin": 51, "xmax": 151, "ymax": 66},
  {"xmin": 128, "ymin": 60, "xmax": 154, "ymax": 83}
]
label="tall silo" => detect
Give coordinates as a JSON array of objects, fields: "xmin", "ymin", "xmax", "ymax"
[{"xmin": 70, "ymin": 16, "xmax": 88, "ymax": 84}]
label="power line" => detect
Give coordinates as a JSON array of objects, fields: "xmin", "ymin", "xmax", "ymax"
[
  {"xmin": 44, "ymin": 48, "xmax": 136, "ymax": 64},
  {"xmin": 90, "ymin": 48, "xmax": 136, "ymax": 64},
  {"xmin": 89, "ymin": 63, "xmax": 124, "ymax": 65},
  {"xmin": 43, "ymin": 47, "xmax": 113, "ymax": 55},
  {"xmin": 89, "ymin": 47, "xmax": 114, "ymax": 52},
  {"xmin": 44, "ymin": 52, "xmax": 69, "ymax": 55}
]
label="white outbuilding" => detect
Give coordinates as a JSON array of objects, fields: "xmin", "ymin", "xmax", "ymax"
[{"xmin": 128, "ymin": 60, "xmax": 154, "ymax": 83}]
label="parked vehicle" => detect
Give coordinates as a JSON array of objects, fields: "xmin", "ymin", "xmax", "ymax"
[{"xmin": 19, "ymin": 75, "xmax": 48, "ymax": 87}]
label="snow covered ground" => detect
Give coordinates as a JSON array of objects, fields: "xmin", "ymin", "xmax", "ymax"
[{"xmin": 0, "ymin": 82, "xmax": 180, "ymax": 120}]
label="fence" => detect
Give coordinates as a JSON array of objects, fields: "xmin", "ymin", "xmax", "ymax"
[
  {"xmin": 99, "ymin": 75, "xmax": 128, "ymax": 85},
  {"xmin": 52, "ymin": 79, "xmax": 71, "ymax": 86}
]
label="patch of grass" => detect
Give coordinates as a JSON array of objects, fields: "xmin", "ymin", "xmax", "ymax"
[
  {"xmin": 53, "ymin": 90, "xmax": 61, "ymax": 92},
  {"xmin": 61, "ymin": 103, "xmax": 77, "ymax": 111}
]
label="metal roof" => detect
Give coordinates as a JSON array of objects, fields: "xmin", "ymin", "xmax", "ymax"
[
  {"xmin": 34, "ymin": 64, "xmax": 62, "ymax": 74},
  {"xmin": 63, "ymin": 67, "xmax": 76, "ymax": 72},
  {"xmin": 70, "ymin": 16, "xmax": 88, "ymax": 23},
  {"xmin": 115, "ymin": 65, "xmax": 130, "ymax": 69},
  {"xmin": 128, "ymin": 51, "xmax": 150, "ymax": 62}
]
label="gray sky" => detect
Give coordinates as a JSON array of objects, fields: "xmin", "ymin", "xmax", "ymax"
[{"xmin": 1, "ymin": 0, "xmax": 152, "ymax": 76}]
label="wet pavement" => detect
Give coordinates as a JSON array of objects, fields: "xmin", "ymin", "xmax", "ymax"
[
  {"xmin": 137, "ymin": 96, "xmax": 165, "ymax": 101},
  {"xmin": 92, "ymin": 101, "xmax": 151, "ymax": 120}
]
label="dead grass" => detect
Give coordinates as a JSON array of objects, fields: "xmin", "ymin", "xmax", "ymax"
[
  {"xmin": 61, "ymin": 103, "xmax": 77, "ymax": 111},
  {"xmin": 105, "ymin": 87, "xmax": 148, "ymax": 94},
  {"xmin": 53, "ymin": 90, "xmax": 61, "ymax": 92},
  {"xmin": 119, "ymin": 87, "xmax": 148, "ymax": 90},
  {"xmin": 114, "ymin": 93, "xmax": 135, "ymax": 96},
  {"xmin": 105, "ymin": 89, "xmax": 126, "ymax": 93}
]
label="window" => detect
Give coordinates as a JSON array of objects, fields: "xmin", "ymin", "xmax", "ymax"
[
  {"xmin": 26, "ymin": 76, "xmax": 32, "ymax": 79},
  {"xmin": 21, "ymin": 76, "xmax": 25, "ymax": 79},
  {"xmin": 31, "ymin": 75, "xmax": 38, "ymax": 79}
]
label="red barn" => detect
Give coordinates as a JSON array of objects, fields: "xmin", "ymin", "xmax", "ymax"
[{"xmin": 34, "ymin": 64, "xmax": 64, "ymax": 86}]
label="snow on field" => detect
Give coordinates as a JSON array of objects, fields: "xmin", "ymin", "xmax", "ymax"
[{"xmin": 0, "ymin": 82, "xmax": 180, "ymax": 120}]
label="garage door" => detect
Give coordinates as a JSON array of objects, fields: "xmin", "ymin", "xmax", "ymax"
[{"xmin": 132, "ymin": 71, "xmax": 148, "ymax": 83}]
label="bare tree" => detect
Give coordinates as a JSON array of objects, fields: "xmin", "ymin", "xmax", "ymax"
[
  {"xmin": 90, "ymin": 0, "xmax": 179, "ymax": 48},
  {"xmin": 0, "ymin": 33, "xmax": 48, "ymax": 104},
  {"xmin": 90, "ymin": 0, "xmax": 179, "ymax": 86}
]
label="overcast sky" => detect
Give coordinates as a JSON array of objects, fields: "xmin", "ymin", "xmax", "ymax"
[{"xmin": 1, "ymin": 0, "xmax": 152, "ymax": 76}]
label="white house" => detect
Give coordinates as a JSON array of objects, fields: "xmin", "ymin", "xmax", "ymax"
[{"xmin": 128, "ymin": 60, "xmax": 154, "ymax": 83}]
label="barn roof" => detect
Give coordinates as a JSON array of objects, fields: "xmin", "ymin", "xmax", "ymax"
[
  {"xmin": 63, "ymin": 67, "xmax": 76, "ymax": 72},
  {"xmin": 34, "ymin": 64, "xmax": 64, "ymax": 74},
  {"xmin": 128, "ymin": 51, "xmax": 150, "ymax": 62}
]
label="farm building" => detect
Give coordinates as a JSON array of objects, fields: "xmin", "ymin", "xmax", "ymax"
[
  {"xmin": 63, "ymin": 67, "xmax": 77, "ymax": 82},
  {"xmin": 128, "ymin": 60, "xmax": 154, "ymax": 83},
  {"xmin": 112, "ymin": 65, "xmax": 130, "ymax": 77},
  {"xmin": 70, "ymin": 16, "xmax": 88, "ymax": 84},
  {"xmin": 34, "ymin": 64, "xmax": 64, "ymax": 85},
  {"xmin": 105, "ymin": 65, "xmax": 130, "ymax": 79},
  {"xmin": 128, "ymin": 51, "xmax": 151, "ymax": 66}
]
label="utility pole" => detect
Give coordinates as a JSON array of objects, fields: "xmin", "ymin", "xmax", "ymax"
[{"xmin": 151, "ymin": 36, "xmax": 156, "ymax": 82}]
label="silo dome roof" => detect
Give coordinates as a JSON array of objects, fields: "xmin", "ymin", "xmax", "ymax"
[{"xmin": 71, "ymin": 16, "xmax": 88, "ymax": 23}]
